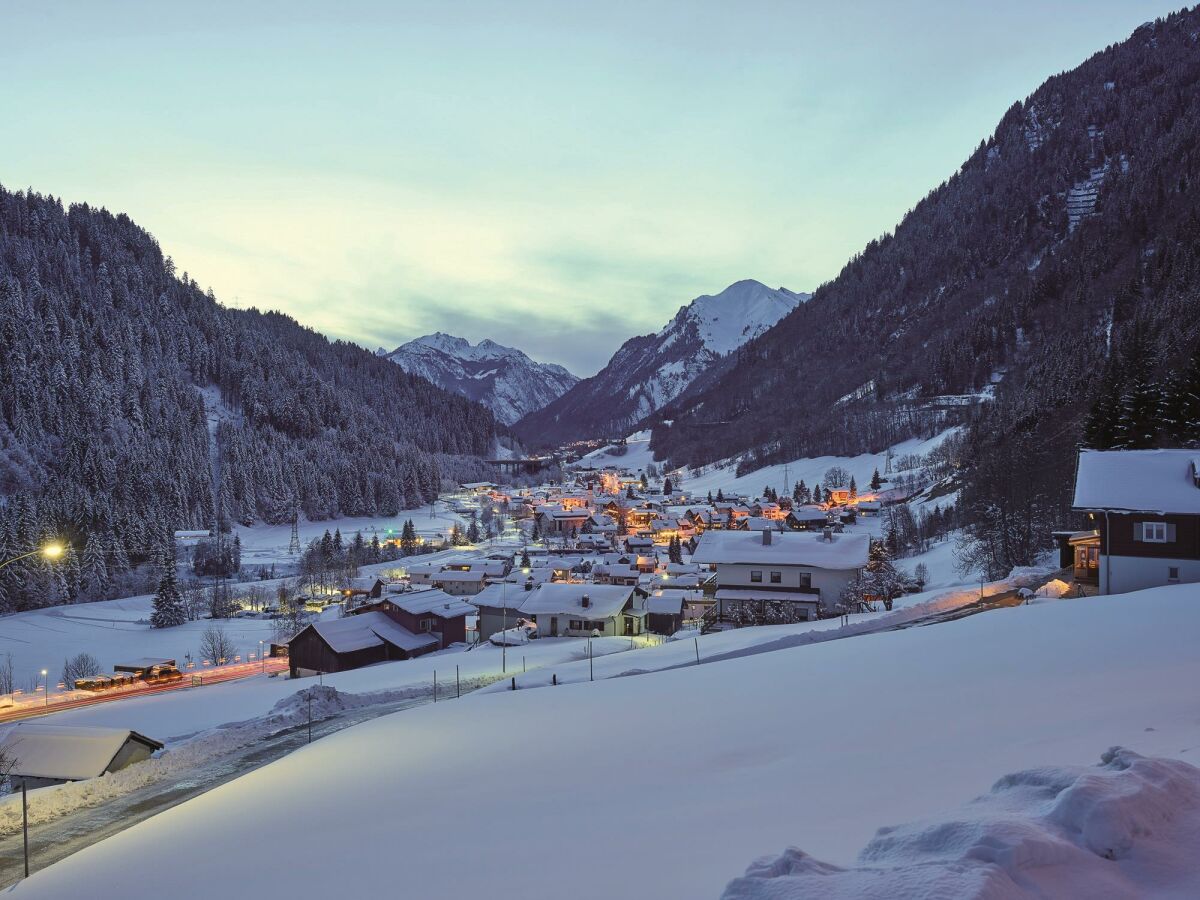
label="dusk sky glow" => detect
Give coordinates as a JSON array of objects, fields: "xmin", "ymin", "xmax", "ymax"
[{"xmin": 2, "ymin": 0, "xmax": 1170, "ymax": 374}]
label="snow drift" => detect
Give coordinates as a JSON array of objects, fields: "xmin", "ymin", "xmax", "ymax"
[{"xmin": 723, "ymin": 748, "xmax": 1200, "ymax": 899}]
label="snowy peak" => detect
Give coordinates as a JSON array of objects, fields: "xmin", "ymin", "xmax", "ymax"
[
  {"xmin": 665, "ymin": 280, "xmax": 808, "ymax": 356},
  {"xmin": 515, "ymin": 279, "xmax": 808, "ymax": 445},
  {"xmin": 382, "ymin": 334, "xmax": 578, "ymax": 425}
]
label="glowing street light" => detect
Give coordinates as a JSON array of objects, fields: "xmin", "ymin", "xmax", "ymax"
[
  {"xmin": 0, "ymin": 542, "xmax": 66, "ymax": 571},
  {"xmin": 40, "ymin": 669, "xmax": 48, "ymax": 707}
]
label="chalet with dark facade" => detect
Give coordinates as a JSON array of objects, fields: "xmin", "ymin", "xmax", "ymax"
[
  {"xmin": 1072, "ymin": 449, "xmax": 1200, "ymax": 595},
  {"xmin": 288, "ymin": 588, "xmax": 474, "ymax": 676}
]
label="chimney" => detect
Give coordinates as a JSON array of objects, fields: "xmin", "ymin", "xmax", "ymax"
[
  {"xmin": 762, "ymin": 528, "xmax": 773, "ymax": 546},
  {"xmin": 822, "ymin": 526, "xmax": 833, "ymax": 542},
  {"xmin": 581, "ymin": 594, "xmax": 591, "ymax": 608}
]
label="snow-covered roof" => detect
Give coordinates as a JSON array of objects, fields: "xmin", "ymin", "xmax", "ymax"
[
  {"xmin": 518, "ymin": 583, "xmax": 634, "ymax": 619},
  {"xmin": 310, "ymin": 612, "xmax": 439, "ymax": 653},
  {"xmin": 1073, "ymin": 449, "xmax": 1200, "ymax": 514},
  {"xmin": 788, "ymin": 505, "xmax": 829, "ymax": 521},
  {"xmin": 472, "ymin": 582, "xmax": 532, "ymax": 610},
  {"xmin": 741, "ymin": 516, "xmax": 783, "ymax": 531},
  {"xmin": 389, "ymin": 590, "xmax": 476, "ymax": 617},
  {"xmin": 691, "ymin": 530, "xmax": 869, "ymax": 570},
  {"xmin": 0, "ymin": 724, "xmax": 163, "ymax": 781},
  {"xmin": 432, "ymin": 570, "xmax": 487, "ymax": 583},
  {"xmin": 645, "ymin": 594, "xmax": 686, "ymax": 615}
]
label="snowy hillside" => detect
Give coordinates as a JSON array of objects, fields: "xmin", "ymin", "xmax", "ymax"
[
  {"xmin": 380, "ymin": 333, "xmax": 578, "ymax": 425},
  {"xmin": 516, "ymin": 280, "xmax": 808, "ymax": 445},
  {"xmin": 13, "ymin": 584, "xmax": 1200, "ymax": 899}
]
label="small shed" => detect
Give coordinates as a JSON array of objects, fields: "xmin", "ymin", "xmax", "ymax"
[
  {"xmin": 644, "ymin": 591, "xmax": 687, "ymax": 635},
  {"xmin": 0, "ymin": 723, "xmax": 164, "ymax": 789}
]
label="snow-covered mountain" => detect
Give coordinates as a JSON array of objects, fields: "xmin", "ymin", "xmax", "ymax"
[
  {"xmin": 379, "ymin": 333, "xmax": 578, "ymax": 425},
  {"xmin": 515, "ymin": 280, "xmax": 808, "ymax": 445}
]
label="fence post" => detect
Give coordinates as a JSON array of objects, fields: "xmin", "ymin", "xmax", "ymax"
[
  {"xmin": 510, "ymin": 676, "xmax": 516, "ymax": 691},
  {"xmin": 552, "ymin": 673, "xmax": 557, "ymax": 686},
  {"xmin": 456, "ymin": 665, "xmax": 460, "ymax": 699},
  {"xmin": 694, "ymin": 638, "xmax": 700, "ymax": 665},
  {"xmin": 433, "ymin": 670, "xmax": 437, "ymax": 703},
  {"xmin": 22, "ymin": 780, "xmax": 29, "ymax": 878}
]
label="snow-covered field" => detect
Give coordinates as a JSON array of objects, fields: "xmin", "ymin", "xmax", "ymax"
[
  {"xmin": 235, "ymin": 500, "xmax": 470, "ymax": 567},
  {"xmin": 574, "ymin": 428, "xmax": 960, "ymax": 506},
  {"xmin": 14, "ymin": 579, "xmax": 1199, "ymax": 899},
  {"xmin": 0, "ymin": 594, "xmax": 278, "ymax": 693},
  {"xmin": 682, "ymin": 428, "xmax": 960, "ymax": 500}
]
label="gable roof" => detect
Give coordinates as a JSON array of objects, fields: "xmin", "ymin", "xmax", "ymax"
[
  {"xmin": 1073, "ymin": 449, "xmax": 1200, "ymax": 514},
  {"xmin": 310, "ymin": 611, "xmax": 439, "ymax": 654},
  {"xmin": 691, "ymin": 530, "xmax": 869, "ymax": 570},
  {"xmin": 518, "ymin": 583, "xmax": 634, "ymax": 619},
  {"xmin": 388, "ymin": 590, "xmax": 477, "ymax": 617},
  {"xmin": 0, "ymin": 724, "xmax": 163, "ymax": 781}
]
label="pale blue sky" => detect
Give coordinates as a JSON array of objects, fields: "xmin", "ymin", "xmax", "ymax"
[{"xmin": 0, "ymin": 1, "xmax": 1172, "ymax": 374}]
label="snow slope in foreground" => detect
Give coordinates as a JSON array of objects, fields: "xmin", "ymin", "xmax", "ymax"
[
  {"xmin": 724, "ymin": 747, "xmax": 1200, "ymax": 899},
  {"xmin": 12, "ymin": 585, "xmax": 1200, "ymax": 899}
]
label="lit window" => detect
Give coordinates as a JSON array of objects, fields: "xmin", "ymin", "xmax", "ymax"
[{"xmin": 1143, "ymin": 522, "xmax": 1168, "ymax": 543}]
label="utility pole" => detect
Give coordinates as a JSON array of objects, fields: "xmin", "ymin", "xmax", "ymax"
[
  {"xmin": 782, "ymin": 463, "xmax": 790, "ymax": 497},
  {"xmin": 288, "ymin": 498, "xmax": 301, "ymax": 556}
]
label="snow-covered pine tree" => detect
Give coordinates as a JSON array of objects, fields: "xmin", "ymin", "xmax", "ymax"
[{"xmin": 151, "ymin": 537, "xmax": 186, "ymax": 628}]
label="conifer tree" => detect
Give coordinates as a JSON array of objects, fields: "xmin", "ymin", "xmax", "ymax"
[{"xmin": 151, "ymin": 538, "xmax": 186, "ymax": 628}]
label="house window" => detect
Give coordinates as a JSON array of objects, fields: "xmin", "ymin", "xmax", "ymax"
[
  {"xmin": 1143, "ymin": 522, "xmax": 1168, "ymax": 543},
  {"xmin": 420, "ymin": 618, "xmax": 433, "ymax": 632},
  {"xmin": 1168, "ymin": 567, "xmax": 1180, "ymax": 581},
  {"xmin": 799, "ymin": 572, "xmax": 812, "ymax": 589},
  {"xmin": 569, "ymin": 619, "xmax": 582, "ymax": 630},
  {"xmin": 750, "ymin": 570, "xmax": 763, "ymax": 583},
  {"xmin": 769, "ymin": 571, "xmax": 782, "ymax": 584}
]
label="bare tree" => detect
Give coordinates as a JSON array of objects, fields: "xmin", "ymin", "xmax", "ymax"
[
  {"xmin": 181, "ymin": 579, "xmax": 206, "ymax": 621},
  {"xmin": 62, "ymin": 652, "xmax": 102, "ymax": 689},
  {"xmin": 0, "ymin": 652, "xmax": 13, "ymax": 697},
  {"xmin": 199, "ymin": 625, "xmax": 237, "ymax": 665},
  {"xmin": 0, "ymin": 740, "xmax": 16, "ymax": 791},
  {"xmin": 823, "ymin": 466, "xmax": 851, "ymax": 489}
]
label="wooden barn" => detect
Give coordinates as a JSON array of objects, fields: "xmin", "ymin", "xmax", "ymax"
[{"xmin": 287, "ymin": 611, "xmax": 438, "ymax": 676}]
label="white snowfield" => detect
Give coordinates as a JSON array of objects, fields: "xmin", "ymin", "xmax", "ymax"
[
  {"xmin": 10, "ymin": 582, "xmax": 1200, "ymax": 899},
  {"xmin": 723, "ymin": 748, "xmax": 1200, "ymax": 899}
]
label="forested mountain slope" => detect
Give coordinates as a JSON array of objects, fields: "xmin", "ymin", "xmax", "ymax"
[
  {"xmin": 653, "ymin": 10, "xmax": 1200, "ymax": 574},
  {"xmin": 0, "ymin": 187, "xmax": 498, "ymax": 611}
]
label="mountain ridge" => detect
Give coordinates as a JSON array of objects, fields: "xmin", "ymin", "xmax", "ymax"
[
  {"xmin": 380, "ymin": 333, "xmax": 578, "ymax": 425},
  {"xmin": 515, "ymin": 279, "xmax": 808, "ymax": 446}
]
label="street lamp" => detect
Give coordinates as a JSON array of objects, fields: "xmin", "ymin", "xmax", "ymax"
[
  {"xmin": 0, "ymin": 542, "xmax": 66, "ymax": 571},
  {"xmin": 259, "ymin": 640, "xmax": 265, "ymax": 674},
  {"xmin": 40, "ymin": 669, "xmax": 48, "ymax": 706}
]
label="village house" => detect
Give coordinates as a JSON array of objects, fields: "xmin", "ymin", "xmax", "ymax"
[
  {"xmin": 785, "ymin": 506, "xmax": 830, "ymax": 531},
  {"xmin": 287, "ymin": 611, "xmax": 440, "ymax": 675},
  {"xmin": 535, "ymin": 504, "xmax": 591, "ymax": 536},
  {"xmin": 1071, "ymin": 449, "xmax": 1200, "ymax": 595},
  {"xmin": 288, "ymin": 588, "xmax": 473, "ymax": 675},
  {"xmin": 473, "ymin": 581, "xmax": 533, "ymax": 642},
  {"xmin": 431, "ymin": 569, "xmax": 488, "ymax": 596},
  {"xmin": 517, "ymin": 582, "xmax": 644, "ymax": 637},
  {"xmin": 692, "ymin": 528, "xmax": 870, "ymax": 624}
]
